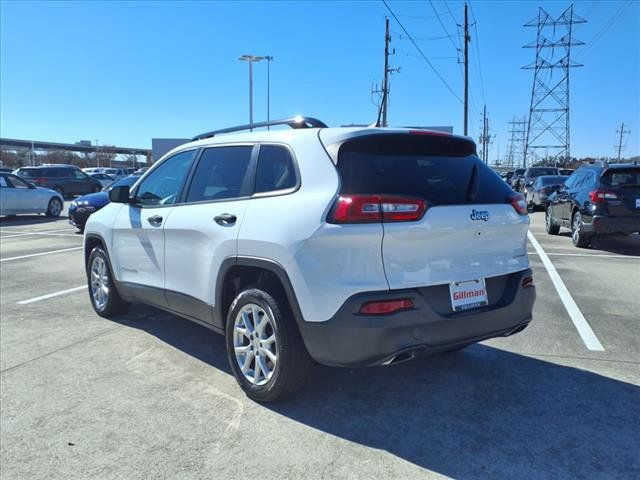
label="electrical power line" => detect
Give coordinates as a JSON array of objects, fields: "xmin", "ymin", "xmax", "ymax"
[
  {"xmin": 578, "ymin": 0, "xmax": 633, "ymax": 58},
  {"xmin": 428, "ymin": 0, "xmax": 461, "ymax": 55},
  {"xmin": 468, "ymin": 1, "xmax": 486, "ymax": 105},
  {"xmin": 383, "ymin": 0, "xmax": 463, "ymax": 103}
]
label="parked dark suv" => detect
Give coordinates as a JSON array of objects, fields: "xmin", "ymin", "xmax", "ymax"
[
  {"xmin": 522, "ymin": 166, "xmax": 559, "ymax": 192},
  {"xmin": 15, "ymin": 165, "xmax": 102, "ymax": 198},
  {"xmin": 546, "ymin": 163, "xmax": 640, "ymax": 247}
]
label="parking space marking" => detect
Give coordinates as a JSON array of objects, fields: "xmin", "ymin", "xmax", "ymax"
[
  {"xmin": 1, "ymin": 231, "xmax": 81, "ymax": 239},
  {"xmin": 0, "ymin": 246, "xmax": 83, "ymax": 262},
  {"xmin": 528, "ymin": 231, "xmax": 605, "ymax": 351},
  {"xmin": 16, "ymin": 285, "xmax": 86, "ymax": 305},
  {"xmin": 0, "ymin": 229, "xmax": 74, "ymax": 238},
  {"xmin": 527, "ymin": 251, "xmax": 640, "ymax": 259}
]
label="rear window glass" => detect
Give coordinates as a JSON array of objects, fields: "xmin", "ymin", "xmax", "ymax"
[
  {"xmin": 601, "ymin": 168, "xmax": 640, "ymax": 188},
  {"xmin": 527, "ymin": 167, "xmax": 557, "ymax": 177},
  {"xmin": 16, "ymin": 168, "xmax": 38, "ymax": 177},
  {"xmin": 255, "ymin": 145, "xmax": 296, "ymax": 193},
  {"xmin": 337, "ymin": 134, "xmax": 512, "ymax": 205},
  {"xmin": 539, "ymin": 176, "xmax": 567, "ymax": 185}
]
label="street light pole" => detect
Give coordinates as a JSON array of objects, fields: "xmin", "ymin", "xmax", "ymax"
[
  {"xmin": 239, "ymin": 54, "xmax": 264, "ymax": 131},
  {"xmin": 265, "ymin": 56, "xmax": 273, "ymax": 130}
]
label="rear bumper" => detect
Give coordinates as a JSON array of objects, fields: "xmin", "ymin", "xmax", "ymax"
[
  {"xmin": 582, "ymin": 215, "xmax": 640, "ymax": 234},
  {"xmin": 299, "ymin": 269, "xmax": 535, "ymax": 367},
  {"xmin": 68, "ymin": 207, "xmax": 96, "ymax": 228}
]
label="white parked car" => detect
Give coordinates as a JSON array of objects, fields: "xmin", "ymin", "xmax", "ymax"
[
  {"xmin": 101, "ymin": 167, "xmax": 129, "ymax": 180},
  {"xmin": 83, "ymin": 167, "xmax": 104, "ymax": 175},
  {"xmin": 83, "ymin": 117, "xmax": 535, "ymax": 402},
  {"xmin": 0, "ymin": 173, "xmax": 64, "ymax": 217}
]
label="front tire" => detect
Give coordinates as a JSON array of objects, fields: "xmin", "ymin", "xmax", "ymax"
[
  {"xmin": 45, "ymin": 197, "xmax": 62, "ymax": 217},
  {"xmin": 571, "ymin": 211, "xmax": 591, "ymax": 248},
  {"xmin": 87, "ymin": 246, "xmax": 129, "ymax": 316},
  {"xmin": 545, "ymin": 206, "xmax": 560, "ymax": 235},
  {"xmin": 225, "ymin": 288, "xmax": 313, "ymax": 402}
]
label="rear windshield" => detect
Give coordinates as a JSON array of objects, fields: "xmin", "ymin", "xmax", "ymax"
[
  {"xmin": 527, "ymin": 167, "xmax": 557, "ymax": 177},
  {"xmin": 539, "ymin": 176, "xmax": 567, "ymax": 185},
  {"xmin": 337, "ymin": 134, "xmax": 512, "ymax": 205},
  {"xmin": 601, "ymin": 168, "xmax": 640, "ymax": 188},
  {"xmin": 514, "ymin": 169, "xmax": 526, "ymax": 175}
]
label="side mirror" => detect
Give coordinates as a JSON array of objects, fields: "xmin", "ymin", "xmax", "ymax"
[{"xmin": 109, "ymin": 185, "xmax": 131, "ymax": 203}]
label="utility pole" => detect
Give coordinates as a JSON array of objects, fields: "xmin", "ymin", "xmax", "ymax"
[
  {"xmin": 463, "ymin": 2, "xmax": 469, "ymax": 136},
  {"xmin": 382, "ymin": 17, "xmax": 391, "ymax": 127},
  {"xmin": 616, "ymin": 123, "xmax": 630, "ymax": 161},
  {"xmin": 482, "ymin": 105, "xmax": 488, "ymax": 163}
]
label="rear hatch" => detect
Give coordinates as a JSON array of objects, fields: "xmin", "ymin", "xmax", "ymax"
[
  {"xmin": 328, "ymin": 131, "xmax": 529, "ymax": 290},
  {"xmin": 599, "ymin": 167, "xmax": 640, "ymax": 217}
]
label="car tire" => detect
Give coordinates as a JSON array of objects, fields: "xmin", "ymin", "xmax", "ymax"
[
  {"xmin": 545, "ymin": 206, "xmax": 560, "ymax": 235},
  {"xmin": 87, "ymin": 246, "xmax": 130, "ymax": 317},
  {"xmin": 571, "ymin": 211, "xmax": 591, "ymax": 248},
  {"xmin": 45, "ymin": 197, "xmax": 62, "ymax": 217},
  {"xmin": 225, "ymin": 287, "xmax": 313, "ymax": 403}
]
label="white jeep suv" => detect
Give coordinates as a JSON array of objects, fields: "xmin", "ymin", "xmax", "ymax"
[{"xmin": 84, "ymin": 117, "xmax": 535, "ymax": 402}]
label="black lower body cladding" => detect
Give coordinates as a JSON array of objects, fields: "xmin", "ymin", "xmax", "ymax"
[
  {"xmin": 582, "ymin": 215, "xmax": 640, "ymax": 235},
  {"xmin": 298, "ymin": 268, "xmax": 535, "ymax": 367}
]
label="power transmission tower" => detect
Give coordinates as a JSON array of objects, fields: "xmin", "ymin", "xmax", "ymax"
[
  {"xmin": 615, "ymin": 123, "xmax": 630, "ymax": 161},
  {"xmin": 506, "ymin": 117, "xmax": 528, "ymax": 168},
  {"xmin": 523, "ymin": 5, "xmax": 585, "ymax": 167}
]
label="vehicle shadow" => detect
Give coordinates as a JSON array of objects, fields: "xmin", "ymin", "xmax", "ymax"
[
  {"xmin": 557, "ymin": 231, "xmax": 640, "ymax": 255},
  {"xmin": 112, "ymin": 304, "xmax": 640, "ymax": 479},
  {"xmin": 0, "ymin": 214, "xmax": 69, "ymax": 227}
]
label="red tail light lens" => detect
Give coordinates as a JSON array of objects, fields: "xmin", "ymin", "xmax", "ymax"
[
  {"xmin": 522, "ymin": 275, "xmax": 534, "ymax": 289},
  {"xmin": 32, "ymin": 177, "xmax": 47, "ymax": 185},
  {"xmin": 359, "ymin": 299, "xmax": 414, "ymax": 315},
  {"xmin": 328, "ymin": 195, "xmax": 426, "ymax": 224},
  {"xmin": 508, "ymin": 193, "xmax": 528, "ymax": 215},
  {"xmin": 588, "ymin": 189, "xmax": 618, "ymax": 203}
]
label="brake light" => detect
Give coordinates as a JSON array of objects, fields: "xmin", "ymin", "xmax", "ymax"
[
  {"xmin": 589, "ymin": 189, "xmax": 618, "ymax": 203},
  {"xmin": 328, "ymin": 195, "xmax": 426, "ymax": 223},
  {"xmin": 359, "ymin": 299, "xmax": 414, "ymax": 315},
  {"xmin": 522, "ymin": 276, "xmax": 534, "ymax": 289},
  {"xmin": 508, "ymin": 193, "xmax": 528, "ymax": 215}
]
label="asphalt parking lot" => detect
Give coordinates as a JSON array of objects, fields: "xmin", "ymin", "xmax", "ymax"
[{"xmin": 1, "ymin": 205, "xmax": 639, "ymax": 480}]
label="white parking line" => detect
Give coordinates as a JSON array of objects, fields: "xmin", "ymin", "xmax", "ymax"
[
  {"xmin": 17, "ymin": 286, "xmax": 86, "ymax": 305},
  {"xmin": 0, "ymin": 229, "xmax": 72, "ymax": 238},
  {"xmin": 1, "ymin": 231, "xmax": 81, "ymax": 239},
  {"xmin": 527, "ymin": 251, "xmax": 640, "ymax": 259},
  {"xmin": 527, "ymin": 231, "xmax": 605, "ymax": 351},
  {"xmin": 0, "ymin": 246, "xmax": 83, "ymax": 262}
]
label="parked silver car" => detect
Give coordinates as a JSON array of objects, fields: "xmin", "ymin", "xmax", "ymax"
[{"xmin": 0, "ymin": 173, "xmax": 64, "ymax": 217}]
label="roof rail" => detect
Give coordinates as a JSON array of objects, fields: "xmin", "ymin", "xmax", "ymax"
[{"xmin": 192, "ymin": 116, "xmax": 328, "ymax": 141}]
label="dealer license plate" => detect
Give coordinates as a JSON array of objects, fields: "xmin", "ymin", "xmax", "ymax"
[{"xmin": 449, "ymin": 279, "xmax": 488, "ymax": 312}]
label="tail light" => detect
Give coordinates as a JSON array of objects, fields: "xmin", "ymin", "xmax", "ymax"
[
  {"xmin": 508, "ymin": 193, "xmax": 528, "ymax": 215},
  {"xmin": 328, "ymin": 195, "xmax": 426, "ymax": 224},
  {"xmin": 522, "ymin": 275, "xmax": 534, "ymax": 289},
  {"xmin": 359, "ymin": 299, "xmax": 414, "ymax": 315},
  {"xmin": 31, "ymin": 177, "xmax": 48, "ymax": 185},
  {"xmin": 589, "ymin": 189, "xmax": 618, "ymax": 203}
]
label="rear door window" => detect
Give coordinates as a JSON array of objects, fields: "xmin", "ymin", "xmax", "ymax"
[
  {"xmin": 185, "ymin": 146, "xmax": 253, "ymax": 202},
  {"xmin": 254, "ymin": 145, "xmax": 297, "ymax": 193},
  {"xmin": 337, "ymin": 134, "xmax": 511, "ymax": 205}
]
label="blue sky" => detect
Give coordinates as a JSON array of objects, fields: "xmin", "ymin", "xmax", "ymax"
[{"xmin": 1, "ymin": 0, "xmax": 638, "ymax": 159}]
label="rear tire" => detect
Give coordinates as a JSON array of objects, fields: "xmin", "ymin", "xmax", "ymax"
[
  {"xmin": 545, "ymin": 206, "xmax": 560, "ymax": 235},
  {"xmin": 87, "ymin": 246, "xmax": 129, "ymax": 316},
  {"xmin": 225, "ymin": 288, "xmax": 313, "ymax": 402},
  {"xmin": 45, "ymin": 197, "xmax": 62, "ymax": 217},
  {"xmin": 571, "ymin": 211, "xmax": 591, "ymax": 248}
]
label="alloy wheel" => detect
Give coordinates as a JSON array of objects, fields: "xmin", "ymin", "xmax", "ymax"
[
  {"xmin": 49, "ymin": 199, "xmax": 62, "ymax": 216},
  {"xmin": 232, "ymin": 303, "xmax": 278, "ymax": 386},
  {"xmin": 90, "ymin": 255, "xmax": 109, "ymax": 310}
]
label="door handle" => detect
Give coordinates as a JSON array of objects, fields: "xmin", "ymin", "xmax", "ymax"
[
  {"xmin": 214, "ymin": 213, "xmax": 237, "ymax": 225},
  {"xmin": 147, "ymin": 215, "xmax": 163, "ymax": 226}
]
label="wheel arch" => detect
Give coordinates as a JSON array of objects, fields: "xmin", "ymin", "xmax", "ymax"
[
  {"xmin": 84, "ymin": 233, "xmax": 107, "ymax": 267},
  {"xmin": 215, "ymin": 257, "xmax": 306, "ymax": 334}
]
